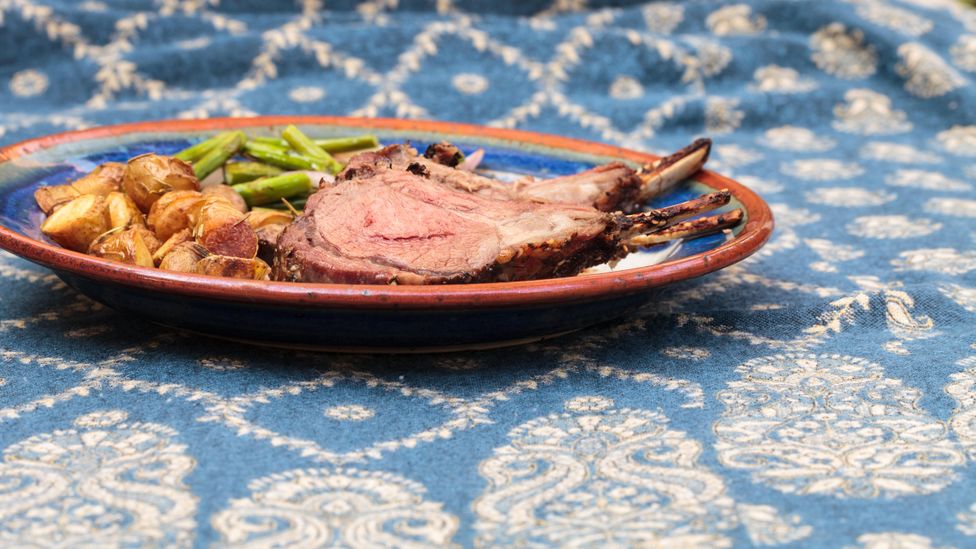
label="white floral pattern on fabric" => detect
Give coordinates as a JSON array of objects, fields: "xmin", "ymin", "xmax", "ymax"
[
  {"xmin": 892, "ymin": 248, "xmax": 976, "ymax": 275},
  {"xmin": 806, "ymin": 238, "xmax": 865, "ymax": 273},
  {"xmin": 563, "ymin": 395, "xmax": 615, "ymax": 412},
  {"xmin": 474, "ymin": 400, "xmax": 810, "ymax": 547},
  {"xmin": 737, "ymin": 175, "xmax": 784, "ymax": 195},
  {"xmin": 925, "ymin": 197, "xmax": 976, "ymax": 218},
  {"xmin": 759, "ymin": 125, "xmax": 836, "ymax": 151},
  {"xmin": 452, "ymin": 73, "xmax": 489, "ymax": 95},
  {"xmin": 325, "ymin": 404, "xmax": 375, "ymax": 421},
  {"xmin": 846, "ymin": 532, "xmax": 950, "ymax": 549},
  {"xmin": 288, "ymin": 86, "xmax": 325, "ymax": 103},
  {"xmin": 642, "ymin": 3, "xmax": 684, "ymax": 34},
  {"xmin": 211, "ymin": 468, "xmax": 458, "ymax": 547},
  {"xmin": 713, "ymin": 144, "xmax": 763, "ymax": 168},
  {"xmin": 804, "ymin": 187, "xmax": 895, "ymax": 207},
  {"xmin": 705, "ymin": 97, "xmax": 745, "ymax": 134},
  {"xmin": 950, "ymin": 35, "xmax": 976, "ymax": 71},
  {"xmin": 847, "ymin": 215, "xmax": 942, "ymax": 239},
  {"xmin": 661, "ymin": 346, "xmax": 711, "ymax": 360},
  {"xmin": 781, "ymin": 159, "xmax": 864, "ymax": 180},
  {"xmin": 957, "ymin": 502, "xmax": 976, "ymax": 536},
  {"xmin": 0, "ymin": 410, "xmax": 197, "ymax": 547},
  {"xmin": 946, "ymin": 356, "xmax": 976, "ymax": 460},
  {"xmin": 707, "ymin": 4, "xmax": 766, "ymax": 36},
  {"xmin": 198, "ymin": 356, "xmax": 246, "ymax": 371},
  {"xmin": 608, "ymin": 75, "xmax": 643, "ymax": 99},
  {"xmin": 860, "ymin": 143, "xmax": 940, "ymax": 164},
  {"xmin": 886, "ymin": 169, "xmax": 971, "ymax": 191},
  {"xmin": 896, "ymin": 43, "xmax": 965, "ymax": 98},
  {"xmin": 65, "ymin": 324, "xmax": 111, "ymax": 338},
  {"xmin": 936, "ymin": 126, "xmax": 976, "ymax": 156},
  {"xmin": 833, "ymin": 89, "xmax": 912, "ymax": 135},
  {"xmin": 940, "ymin": 284, "xmax": 976, "ymax": 313},
  {"xmin": 9, "ymin": 70, "xmax": 48, "ymax": 97},
  {"xmin": 715, "ymin": 354, "xmax": 965, "ymax": 498},
  {"xmin": 811, "ymin": 23, "xmax": 878, "ymax": 79},
  {"xmin": 848, "ymin": 0, "xmax": 934, "ymax": 37},
  {"xmin": 72, "ymin": 409, "xmax": 128, "ymax": 427},
  {"xmin": 750, "ymin": 65, "xmax": 817, "ymax": 93}
]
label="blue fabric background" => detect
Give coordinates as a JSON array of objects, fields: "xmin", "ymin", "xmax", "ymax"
[{"xmin": 2, "ymin": 1, "xmax": 976, "ymax": 547}]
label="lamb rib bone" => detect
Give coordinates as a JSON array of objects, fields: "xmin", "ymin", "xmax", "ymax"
[{"xmin": 337, "ymin": 138, "xmax": 712, "ymax": 213}]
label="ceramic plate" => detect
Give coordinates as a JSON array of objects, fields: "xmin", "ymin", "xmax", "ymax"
[{"xmin": 0, "ymin": 117, "xmax": 773, "ymax": 351}]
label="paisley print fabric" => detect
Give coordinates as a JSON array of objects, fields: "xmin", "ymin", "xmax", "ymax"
[
  {"xmin": 1, "ymin": 0, "xmax": 975, "ymax": 546},
  {"xmin": 211, "ymin": 468, "xmax": 458, "ymax": 547},
  {"xmin": 0, "ymin": 411, "xmax": 197, "ymax": 547}
]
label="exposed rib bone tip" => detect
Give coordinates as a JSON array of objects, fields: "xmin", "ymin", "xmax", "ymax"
[
  {"xmin": 635, "ymin": 138, "xmax": 714, "ymax": 202},
  {"xmin": 626, "ymin": 208, "xmax": 744, "ymax": 247}
]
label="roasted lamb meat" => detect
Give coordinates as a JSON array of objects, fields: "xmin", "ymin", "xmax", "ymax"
[
  {"xmin": 336, "ymin": 139, "xmax": 711, "ymax": 213},
  {"xmin": 272, "ymin": 169, "xmax": 740, "ymax": 285}
]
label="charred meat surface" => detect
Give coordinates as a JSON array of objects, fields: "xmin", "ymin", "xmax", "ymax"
[
  {"xmin": 424, "ymin": 142, "xmax": 466, "ymax": 167},
  {"xmin": 272, "ymin": 170, "xmax": 735, "ymax": 285}
]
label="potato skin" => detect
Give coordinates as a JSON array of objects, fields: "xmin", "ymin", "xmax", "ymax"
[
  {"xmin": 123, "ymin": 154, "xmax": 200, "ymax": 213},
  {"xmin": 40, "ymin": 194, "xmax": 111, "ymax": 252},
  {"xmin": 193, "ymin": 199, "xmax": 258, "ymax": 258},
  {"xmin": 88, "ymin": 226, "xmax": 155, "ymax": 268},
  {"xmin": 202, "ymin": 185, "xmax": 247, "ymax": 213},
  {"xmin": 158, "ymin": 241, "xmax": 209, "ymax": 273},
  {"xmin": 34, "ymin": 185, "xmax": 81, "ymax": 215},
  {"xmin": 70, "ymin": 162, "xmax": 125, "ymax": 196},
  {"xmin": 105, "ymin": 191, "xmax": 146, "ymax": 229},
  {"xmin": 195, "ymin": 255, "xmax": 270, "ymax": 280},
  {"xmin": 147, "ymin": 190, "xmax": 205, "ymax": 241}
]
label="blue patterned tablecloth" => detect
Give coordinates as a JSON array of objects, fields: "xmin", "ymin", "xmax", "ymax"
[{"xmin": 2, "ymin": 1, "xmax": 976, "ymax": 547}]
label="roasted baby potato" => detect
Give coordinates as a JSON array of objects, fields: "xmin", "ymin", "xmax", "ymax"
[
  {"xmin": 152, "ymin": 228, "xmax": 192, "ymax": 266},
  {"xmin": 193, "ymin": 198, "xmax": 258, "ymax": 258},
  {"xmin": 34, "ymin": 162, "xmax": 128, "ymax": 215},
  {"xmin": 34, "ymin": 185, "xmax": 81, "ymax": 215},
  {"xmin": 105, "ymin": 191, "xmax": 145, "ymax": 229},
  {"xmin": 246, "ymin": 208, "xmax": 293, "ymax": 230},
  {"xmin": 133, "ymin": 224, "xmax": 162, "ymax": 255},
  {"xmin": 123, "ymin": 154, "xmax": 199, "ymax": 213},
  {"xmin": 158, "ymin": 241, "xmax": 209, "ymax": 273},
  {"xmin": 195, "ymin": 255, "xmax": 270, "ymax": 280},
  {"xmin": 88, "ymin": 225, "xmax": 155, "ymax": 268},
  {"xmin": 71, "ymin": 162, "xmax": 125, "ymax": 196},
  {"xmin": 202, "ymin": 184, "xmax": 247, "ymax": 213},
  {"xmin": 39, "ymin": 194, "xmax": 110, "ymax": 252},
  {"xmin": 147, "ymin": 190, "xmax": 205, "ymax": 241}
]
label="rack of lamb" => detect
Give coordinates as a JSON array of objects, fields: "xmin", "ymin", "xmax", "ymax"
[{"xmin": 272, "ymin": 140, "xmax": 740, "ymax": 285}]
